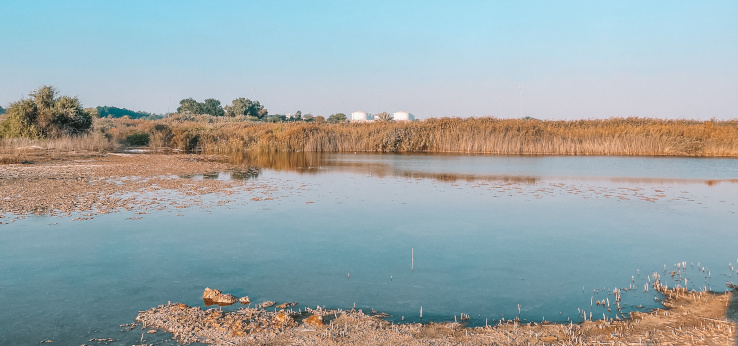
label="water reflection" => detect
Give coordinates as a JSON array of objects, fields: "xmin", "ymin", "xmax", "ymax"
[
  {"xmin": 228, "ymin": 151, "xmax": 738, "ymax": 185},
  {"xmin": 228, "ymin": 151, "xmax": 540, "ymax": 184},
  {"xmin": 202, "ymin": 172, "xmax": 220, "ymax": 180},
  {"xmin": 230, "ymin": 167, "xmax": 260, "ymax": 180}
]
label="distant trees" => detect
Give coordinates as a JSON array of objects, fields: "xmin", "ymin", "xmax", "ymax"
[
  {"xmin": 175, "ymin": 97, "xmax": 269, "ymax": 119},
  {"xmin": 96, "ymin": 106, "xmax": 161, "ymax": 119},
  {"xmin": 224, "ymin": 98, "xmax": 267, "ymax": 119},
  {"xmin": 172, "ymin": 96, "xmax": 355, "ymax": 125},
  {"xmin": 327, "ymin": 113, "xmax": 347, "ymax": 124},
  {"xmin": 176, "ymin": 97, "xmax": 226, "ymax": 116},
  {"xmin": 0, "ymin": 105, "xmax": 5, "ymax": 115},
  {"xmin": 201, "ymin": 99, "xmax": 225, "ymax": 117},
  {"xmin": 177, "ymin": 98, "xmax": 206, "ymax": 115},
  {"xmin": 0, "ymin": 86, "xmax": 92, "ymax": 138}
]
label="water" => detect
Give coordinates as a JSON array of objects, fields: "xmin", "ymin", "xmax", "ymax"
[{"xmin": 1, "ymin": 153, "xmax": 738, "ymax": 344}]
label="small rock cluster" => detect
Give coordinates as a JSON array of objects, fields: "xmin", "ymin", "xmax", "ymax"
[{"xmin": 202, "ymin": 287, "xmax": 244, "ymax": 306}]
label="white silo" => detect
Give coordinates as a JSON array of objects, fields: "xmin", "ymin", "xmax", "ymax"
[
  {"xmin": 351, "ymin": 111, "xmax": 374, "ymax": 122},
  {"xmin": 393, "ymin": 111, "xmax": 415, "ymax": 121}
]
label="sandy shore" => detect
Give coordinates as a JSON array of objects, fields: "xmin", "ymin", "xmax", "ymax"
[
  {"xmin": 135, "ymin": 286, "xmax": 735, "ymax": 345},
  {"xmin": 0, "ymin": 150, "xmax": 267, "ymax": 222}
]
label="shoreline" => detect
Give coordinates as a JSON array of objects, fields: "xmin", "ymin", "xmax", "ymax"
[
  {"xmin": 0, "ymin": 151, "xmax": 264, "ymax": 221},
  {"xmin": 134, "ymin": 286, "xmax": 735, "ymax": 345}
]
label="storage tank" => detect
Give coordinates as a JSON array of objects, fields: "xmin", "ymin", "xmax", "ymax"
[
  {"xmin": 393, "ymin": 111, "xmax": 415, "ymax": 121},
  {"xmin": 351, "ymin": 111, "xmax": 374, "ymax": 122}
]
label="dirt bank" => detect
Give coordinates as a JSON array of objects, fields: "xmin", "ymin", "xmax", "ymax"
[
  {"xmin": 0, "ymin": 151, "xmax": 266, "ymax": 221},
  {"xmin": 134, "ymin": 286, "xmax": 735, "ymax": 345}
]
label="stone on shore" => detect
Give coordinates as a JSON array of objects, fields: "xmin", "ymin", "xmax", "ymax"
[
  {"xmin": 216, "ymin": 293, "xmax": 237, "ymax": 305},
  {"xmin": 304, "ymin": 314, "xmax": 324, "ymax": 327},
  {"xmin": 202, "ymin": 287, "xmax": 221, "ymax": 299},
  {"xmin": 276, "ymin": 302, "xmax": 297, "ymax": 309},
  {"xmin": 202, "ymin": 288, "xmax": 237, "ymax": 306},
  {"xmin": 272, "ymin": 312, "xmax": 294, "ymax": 327}
]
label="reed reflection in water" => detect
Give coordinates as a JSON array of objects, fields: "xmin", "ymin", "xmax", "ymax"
[{"xmin": 227, "ymin": 151, "xmax": 738, "ymax": 186}]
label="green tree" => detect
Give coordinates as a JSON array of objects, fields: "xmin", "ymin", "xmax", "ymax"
[
  {"xmin": 302, "ymin": 114, "xmax": 314, "ymax": 122},
  {"xmin": 201, "ymin": 98, "xmax": 225, "ymax": 116},
  {"xmin": 96, "ymin": 106, "xmax": 156, "ymax": 119},
  {"xmin": 0, "ymin": 105, "xmax": 6, "ymax": 115},
  {"xmin": 177, "ymin": 98, "xmax": 203, "ymax": 114},
  {"xmin": 327, "ymin": 113, "xmax": 347, "ymax": 124},
  {"xmin": 0, "ymin": 86, "xmax": 92, "ymax": 138},
  {"xmin": 375, "ymin": 112, "xmax": 393, "ymax": 122},
  {"xmin": 225, "ymin": 98, "xmax": 268, "ymax": 119}
]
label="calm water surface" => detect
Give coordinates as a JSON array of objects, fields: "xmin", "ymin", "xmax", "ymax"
[{"xmin": 1, "ymin": 153, "xmax": 737, "ymax": 344}]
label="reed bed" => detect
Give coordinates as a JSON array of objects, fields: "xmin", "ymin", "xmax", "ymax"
[
  {"xmin": 103, "ymin": 116, "xmax": 738, "ymax": 157},
  {"xmin": 0, "ymin": 133, "xmax": 118, "ymax": 153}
]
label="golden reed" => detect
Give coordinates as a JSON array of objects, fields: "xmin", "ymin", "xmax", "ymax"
[{"xmin": 103, "ymin": 116, "xmax": 738, "ymax": 156}]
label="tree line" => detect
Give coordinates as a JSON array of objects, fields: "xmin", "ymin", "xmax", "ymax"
[
  {"xmin": 176, "ymin": 97, "xmax": 266, "ymax": 119},
  {"xmin": 0, "ymin": 86, "xmax": 382, "ymax": 140},
  {"xmin": 95, "ymin": 106, "xmax": 163, "ymax": 120},
  {"xmin": 175, "ymin": 97, "xmax": 348, "ymax": 123}
]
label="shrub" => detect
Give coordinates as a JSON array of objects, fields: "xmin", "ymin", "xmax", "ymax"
[
  {"xmin": 125, "ymin": 132, "xmax": 150, "ymax": 146},
  {"xmin": 0, "ymin": 86, "xmax": 92, "ymax": 139}
]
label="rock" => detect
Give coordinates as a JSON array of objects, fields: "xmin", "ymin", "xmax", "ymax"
[
  {"xmin": 303, "ymin": 314, "xmax": 324, "ymax": 327},
  {"xmin": 260, "ymin": 301, "xmax": 275, "ymax": 308},
  {"xmin": 273, "ymin": 312, "xmax": 293, "ymax": 326},
  {"xmin": 239, "ymin": 296, "xmax": 251, "ymax": 305},
  {"xmin": 216, "ymin": 293, "xmax": 237, "ymax": 305},
  {"xmin": 202, "ymin": 288, "xmax": 237, "ymax": 306},
  {"xmin": 276, "ymin": 302, "xmax": 297, "ymax": 309},
  {"xmin": 203, "ymin": 287, "xmax": 221, "ymax": 299}
]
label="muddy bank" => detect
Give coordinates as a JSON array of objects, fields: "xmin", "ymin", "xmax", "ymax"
[
  {"xmin": 135, "ymin": 286, "xmax": 735, "ymax": 345},
  {"xmin": 0, "ymin": 152, "xmax": 266, "ymax": 221}
]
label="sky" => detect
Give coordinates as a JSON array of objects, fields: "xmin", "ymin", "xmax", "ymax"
[{"xmin": 1, "ymin": 1, "xmax": 737, "ymax": 120}]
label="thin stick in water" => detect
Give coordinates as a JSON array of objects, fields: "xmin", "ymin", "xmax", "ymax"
[{"xmin": 411, "ymin": 248, "xmax": 414, "ymax": 271}]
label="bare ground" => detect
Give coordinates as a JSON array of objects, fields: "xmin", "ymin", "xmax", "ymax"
[
  {"xmin": 135, "ymin": 287, "xmax": 735, "ymax": 345},
  {"xmin": 0, "ymin": 149, "xmax": 265, "ymax": 221}
]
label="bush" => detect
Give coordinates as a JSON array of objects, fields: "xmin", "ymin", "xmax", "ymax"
[
  {"xmin": 125, "ymin": 132, "xmax": 150, "ymax": 146},
  {"xmin": 0, "ymin": 86, "xmax": 92, "ymax": 139}
]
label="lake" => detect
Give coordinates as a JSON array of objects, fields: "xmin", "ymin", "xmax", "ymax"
[{"xmin": 1, "ymin": 153, "xmax": 737, "ymax": 344}]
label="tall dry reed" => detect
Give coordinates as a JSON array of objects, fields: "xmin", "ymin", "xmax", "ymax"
[
  {"xmin": 0, "ymin": 134, "xmax": 118, "ymax": 152},
  {"xmin": 99, "ymin": 116, "xmax": 738, "ymax": 156}
]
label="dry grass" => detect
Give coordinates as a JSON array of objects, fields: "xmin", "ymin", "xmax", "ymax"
[
  {"xmin": 101, "ymin": 116, "xmax": 738, "ymax": 156},
  {"xmin": 5, "ymin": 116, "xmax": 736, "ymax": 157},
  {"xmin": 0, "ymin": 132, "xmax": 119, "ymax": 164},
  {"xmin": 0, "ymin": 135, "xmax": 117, "ymax": 152}
]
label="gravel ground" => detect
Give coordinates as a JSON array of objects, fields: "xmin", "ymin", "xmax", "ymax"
[
  {"xmin": 0, "ymin": 151, "xmax": 266, "ymax": 222},
  {"xmin": 134, "ymin": 285, "xmax": 735, "ymax": 345}
]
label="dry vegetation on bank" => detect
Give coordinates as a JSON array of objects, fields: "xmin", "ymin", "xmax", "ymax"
[
  {"xmin": 102, "ymin": 116, "xmax": 738, "ymax": 156},
  {"xmin": 135, "ymin": 285, "xmax": 735, "ymax": 345},
  {"xmin": 2, "ymin": 116, "xmax": 738, "ymax": 159}
]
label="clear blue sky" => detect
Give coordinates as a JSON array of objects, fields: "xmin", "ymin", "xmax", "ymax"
[{"xmin": 1, "ymin": 1, "xmax": 736, "ymax": 120}]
